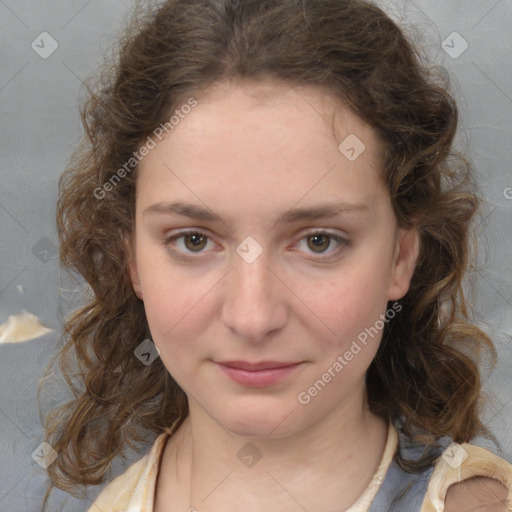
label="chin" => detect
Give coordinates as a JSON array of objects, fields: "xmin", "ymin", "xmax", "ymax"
[{"xmin": 215, "ymin": 402, "xmax": 301, "ymax": 439}]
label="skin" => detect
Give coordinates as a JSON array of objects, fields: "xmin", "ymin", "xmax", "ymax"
[
  {"xmin": 128, "ymin": 79, "xmax": 420, "ymax": 511},
  {"xmin": 444, "ymin": 477, "xmax": 509, "ymax": 511}
]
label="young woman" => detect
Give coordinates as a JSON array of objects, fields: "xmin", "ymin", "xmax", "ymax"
[{"xmin": 39, "ymin": 0, "xmax": 512, "ymax": 510}]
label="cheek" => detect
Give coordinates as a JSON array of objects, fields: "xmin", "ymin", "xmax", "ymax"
[
  {"xmin": 295, "ymin": 267, "xmax": 392, "ymax": 402},
  {"xmin": 140, "ymin": 276, "xmax": 211, "ymax": 383},
  {"xmin": 303, "ymin": 255, "xmax": 395, "ymax": 348},
  {"xmin": 142, "ymin": 276, "xmax": 210, "ymax": 339},
  {"xmin": 135, "ymin": 247, "xmax": 211, "ymax": 346}
]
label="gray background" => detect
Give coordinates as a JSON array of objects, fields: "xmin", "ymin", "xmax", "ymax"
[{"xmin": 0, "ymin": 0, "xmax": 511, "ymax": 510}]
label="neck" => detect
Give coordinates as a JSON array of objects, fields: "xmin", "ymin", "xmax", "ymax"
[{"xmin": 158, "ymin": 385, "xmax": 389, "ymax": 512}]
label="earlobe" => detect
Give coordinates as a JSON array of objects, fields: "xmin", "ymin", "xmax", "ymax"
[{"xmin": 387, "ymin": 227, "xmax": 420, "ymax": 301}]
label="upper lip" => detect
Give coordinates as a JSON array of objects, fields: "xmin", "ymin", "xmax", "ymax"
[{"xmin": 216, "ymin": 360, "xmax": 301, "ymax": 370}]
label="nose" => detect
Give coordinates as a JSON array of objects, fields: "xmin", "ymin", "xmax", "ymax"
[{"xmin": 221, "ymin": 247, "xmax": 288, "ymax": 343}]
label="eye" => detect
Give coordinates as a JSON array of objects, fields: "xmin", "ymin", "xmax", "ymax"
[
  {"xmin": 164, "ymin": 230, "xmax": 215, "ymax": 258},
  {"xmin": 293, "ymin": 230, "xmax": 348, "ymax": 258}
]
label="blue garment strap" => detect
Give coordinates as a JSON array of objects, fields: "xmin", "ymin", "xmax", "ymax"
[{"xmin": 368, "ymin": 428, "xmax": 451, "ymax": 512}]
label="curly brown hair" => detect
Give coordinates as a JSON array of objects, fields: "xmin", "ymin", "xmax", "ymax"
[{"xmin": 38, "ymin": 0, "xmax": 498, "ymax": 509}]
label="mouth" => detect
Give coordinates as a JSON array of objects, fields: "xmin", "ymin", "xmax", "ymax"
[{"xmin": 214, "ymin": 360, "xmax": 304, "ymax": 387}]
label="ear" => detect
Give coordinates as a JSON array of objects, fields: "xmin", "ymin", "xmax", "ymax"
[
  {"xmin": 387, "ymin": 226, "xmax": 420, "ymax": 301},
  {"xmin": 125, "ymin": 234, "xmax": 144, "ymax": 300}
]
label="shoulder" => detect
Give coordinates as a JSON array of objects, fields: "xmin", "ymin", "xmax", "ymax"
[
  {"xmin": 87, "ymin": 453, "xmax": 149, "ymax": 512},
  {"xmin": 419, "ymin": 441, "xmax": 512, "ymax": 512},
  {"xmin": 87, "ymin": 432, "xmax": 169, "ymax": 512},
  {"xmin": 444, "ymin": 476, "xmax": 508, "ymax": 511}
]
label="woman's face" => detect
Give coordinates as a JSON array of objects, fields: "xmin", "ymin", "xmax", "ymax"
[{"xmin": 128, "ymin": 80, "xmax": 419, "ymax": 438}]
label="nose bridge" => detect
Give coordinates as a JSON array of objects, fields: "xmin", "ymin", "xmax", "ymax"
[
  {"xmin": 221, "ymin": 245, "xmax": 286, "ymax": 341},
  {"xmin": 234, "ymin": 248, "xmax": 272, "ymax": 296}
]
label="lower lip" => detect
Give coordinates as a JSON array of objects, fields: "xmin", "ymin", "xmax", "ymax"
[{"xmin": 215, "ymin": 363, "xmax": 302, "ymax": 387}]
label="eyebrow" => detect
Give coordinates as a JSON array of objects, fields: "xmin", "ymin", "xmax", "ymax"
[{"xmin": 143, "ymin": 201, "xmax": 368, "ymax": 227}]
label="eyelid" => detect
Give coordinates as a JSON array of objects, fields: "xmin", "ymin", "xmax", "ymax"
[{"xmin": 163, "ymin": 228, "xmax": 349, "ymax": 260}]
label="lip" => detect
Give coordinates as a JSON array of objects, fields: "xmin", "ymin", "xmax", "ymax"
[
  {"xmin": 218, "ymin": 360, "xmax": 301, "ymax": 370},
  {"xmin": 214, "ymin": 360, "xmax": 303, "ymax": 387}
]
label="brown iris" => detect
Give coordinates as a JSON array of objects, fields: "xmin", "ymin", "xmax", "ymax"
[
  {"xmin": 307, "ymin": 234, "xmax": 330, "ymax": 253},
  {"xmin": 184, "ymin": 232, "xmax": 208, "ymax": 252}
]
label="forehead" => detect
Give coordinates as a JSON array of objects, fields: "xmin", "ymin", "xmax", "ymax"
[
  {"xmin": 136, "ymin": 80, "xmax": 387, "ymax": 214},
  {"xmin": 168, "ymin": 79, "xmax": 381, "ymax": 154}
]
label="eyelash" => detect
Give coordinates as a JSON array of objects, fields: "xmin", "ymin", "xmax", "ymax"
[{"xmin": 163, "ymin": 229, "xmax": 349, "ymax": 261}]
